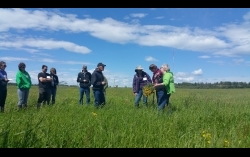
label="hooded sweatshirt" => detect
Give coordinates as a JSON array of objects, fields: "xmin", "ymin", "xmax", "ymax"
[{"xmin": 16, "ymin": 70, "xmax": 32, "ymax": 89}]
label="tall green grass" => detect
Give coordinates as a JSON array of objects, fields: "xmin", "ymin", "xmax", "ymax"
[{"xmin": 0, "ymin": 86, "xmax": 250, "ymax": 148}]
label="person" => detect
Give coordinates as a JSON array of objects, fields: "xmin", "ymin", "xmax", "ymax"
[
  {"xmin": 103, "ymin": 76, "xmax": 108, "ymax": 97},
  {"xmin": 132, "ymin": 65, "xmax": 152, "ymax": 108},
  {"xmin": 149, "ymin": 64, "xmax": 166, "ymax": 111},
  {"xmin": 15, "ymin": 62, "xmax": 32, "ymax": 110},
  {"xmin": 77, "ymin": 65, "xmax": 92, "ymax": 106},
  {"xmin": 37, "ymin": 65, "xmax": 52, "ymax": 109},
  {"xmin": 0, "ymin": 61, "xmax": 9, "ymax": 113},
  {"xmin": 91, "ymin": 62, "xmax": 107, "ymax": 108},
  {"xmin": 154, "ymin": 64, "xmax": 175, "ymax": 109},
  {"xmin": 50, "ymin": 67, "xmax": 59, "ymax": 105}
]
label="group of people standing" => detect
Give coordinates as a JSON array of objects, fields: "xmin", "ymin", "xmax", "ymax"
[
  {"xmin": 0, "ymin": 61, "xmax": 59, "ymax": 112},
  {"xmin": 1, "ymin": 60, "xmax": 174, "ymax": 113},
  {"xmin": 132, "ymin": 63, "xmax": 175, "ymax": 111}
]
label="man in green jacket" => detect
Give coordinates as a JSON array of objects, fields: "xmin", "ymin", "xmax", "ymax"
[{"xmin": 16, "ymin": 62, "xmax": 32, "ymax": 109}]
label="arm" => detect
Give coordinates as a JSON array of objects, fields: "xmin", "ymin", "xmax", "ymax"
[
  {"xmin": 55, "ymin": 75, "xmax": 59, "ymax": 85},
  {"xmin": 132, "ymin": 75, "xmax": 137, "ymax": 93},
  {"xmin": 77, "ymin": 73, "xmax": 82, "ymax": 83},
  {"xmin": 16, "ymin": 72, "xmax": 21, "ymax": 88},
  {"xmin": 87, "ymin": 72, "xmax": 92, "ymax": 87},
  {"xmin": 163, "ymin": 73, "xmax": 171, "ymax": 86},
  {"xmin": 91, "ymin": 72, "xmax": 102, "ymax": 86},
  {"xmin": 38, "ymin": 73, "xmax": 51, "ymax": 82}
]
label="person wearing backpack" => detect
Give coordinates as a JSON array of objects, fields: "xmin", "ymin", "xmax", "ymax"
[{"xmin": 77, "ymin": 65, "xmax": 92, "ymax": 106}]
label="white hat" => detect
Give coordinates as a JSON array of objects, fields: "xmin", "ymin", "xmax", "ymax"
[{"xmin": 135, "ymin": 65, "xmax": 143, "ymax": 71}]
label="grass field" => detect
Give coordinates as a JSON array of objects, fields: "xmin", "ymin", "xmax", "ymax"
[{"xmin": 0, "ymin": 86, "xmax": 250, "ymax": 148}]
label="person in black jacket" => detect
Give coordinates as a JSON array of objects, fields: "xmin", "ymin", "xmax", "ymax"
[
  {"xmin": 91, "ymin": 62, "xmax": 107, "ymax": 108},
  {"xmin": 77, "ymin": 65, "xmax": 92, "ymax": 106},
  {"xmin": 50, "ymin": 67, "xmax": 59, "ymax": 105}
]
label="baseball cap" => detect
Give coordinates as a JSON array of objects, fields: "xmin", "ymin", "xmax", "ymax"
[
  {"xmin": 82, "ymin": 65, "xmax": 87, "ymax": 69},
  {"xmin": 97, "ymin": 62, "xmax": 106, "ymax": 67}
]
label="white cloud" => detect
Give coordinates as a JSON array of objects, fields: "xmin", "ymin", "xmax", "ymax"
[
  {"xmin": 198, "ymin": 55, "xmax": 211, "ymax": 59},
  {"xmin": 1, "ymin": 8, "xmax": 250, "ymax": 57},
  {"xmin": 0, "ymin": 37, "xmax": 91, "ymax": 54},
  {"xmin": 192, "ymin": 69, "xmax": 203, "ymax": 75},
  {"xmin": 124, "ymin": 16, "xmax": 129, "ymax": 20},
  {"xmin": 145, "ymin": 56, "xmax": 158, "ymax": 62},
  {"xmin": 155, "ymin": 16, "xmax": 164, "ymax": 19},
  {"xmin": 243, "ymin": 11, "xmax": 250, "ymax": 21},
  {"xmin": 0, "ymin": 57, "xmax": 30, "ymax": 62},
  {"xmin": 130, "ymin": 13, "xmax": 147, "ymax": 18}
]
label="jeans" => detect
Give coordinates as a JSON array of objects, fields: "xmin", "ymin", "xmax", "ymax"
[
  {"xmin": 134, "ymin": 89, "xmax": 148, "ymax": 107},
  {"xmin": 79, "ymin": 87, "xmax": 90, "ymax": 105},
  {"xmin": 93, "ymin": 89, "xmax": 105, "ymax": 108},
  {"xmin": 17, "ymin": 88, "xmax": 30, "ymax": 107},
  {"xmin": 156, "ymin": 90, "xmax": 168, "ymax": 110},
  {"xmin": 51, "ymin": 87, "xmax": 57, "ymax": 104}
]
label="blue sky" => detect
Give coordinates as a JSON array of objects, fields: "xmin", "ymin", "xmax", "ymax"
[{"xmin": 1, "ymin": 8, "xmax": 250, "ymax": 87}]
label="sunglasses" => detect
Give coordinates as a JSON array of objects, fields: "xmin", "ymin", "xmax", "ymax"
[
  {"xmin": 21, "ymin": 66, "xmax": 25, "ymax": 68},
  {"xmin": 3, "ymin": 65, "xmax": 6, "ymax": 67}
]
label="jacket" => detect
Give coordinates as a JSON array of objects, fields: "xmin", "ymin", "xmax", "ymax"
[
  {"xmin": 163, "ymin": 71, "xmax": 175, "ymax": 94},
  {"xmin": 77, "ymin": 71, "xmax": 92, "ymax": 88},
  {"xmin": 50, "ymin": 74, "xmax": 59, "ymax": 88},
  {"xmin": 16, "ymin": 70, "xmax": 32, "ymax": 89},
  {"xmin": 132, "ymin": 71, "xmax": 152, "ymax": 93},
  {"xmin": 91, "ymin": 68, "xmax": 105, "ymax": 90}
]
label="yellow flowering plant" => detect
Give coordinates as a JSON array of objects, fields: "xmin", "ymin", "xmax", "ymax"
[{"xmin": 143, "ymin": 83, "xmax": 155, "ymax": 97}]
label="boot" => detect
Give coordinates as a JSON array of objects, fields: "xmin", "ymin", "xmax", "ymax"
[
  {"xmin": 22, "ymin": 104, "xmax": 27, "ymax": 109},
  {"xmin": 0, "ymin": 107, "xmax": 4, "ymax": 113},
  {"xmin": 37, "ymin": 103, "xmax": 41, "ymax": 109}
]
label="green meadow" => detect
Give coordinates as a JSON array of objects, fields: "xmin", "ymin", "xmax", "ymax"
[{"xmin": 0, "ymin": 86, "xmax": 250, "ymax": 148}]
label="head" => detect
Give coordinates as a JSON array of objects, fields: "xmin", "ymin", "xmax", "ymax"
[
  {"xmin": 0, "ymin": 61, "xmax": 6, "ymax": 70},
  {"xmin": 149, "ymin": 64, "xmax": 157, "ymax": 73},
  {"xmin": 97, "ymin": 62, "xmax": 106, "ymax": 71},
  {"xmin": 50, "ymin": 67, "xmax": 56, "ymax": 74},
  {"xmin": 18, "ymin": 62, "xmax": 26, "ymax": 72},
  {"xmin": 160, "ymin": 64, "xmax": 170, "ymax": 73},
  {"xmin": 42, "ymin": 65, "xmax": 48, "ymax": 73},
  {"xmin": 82, "ymin": 65, "xmax": 87, "ymax": 72},
  {"xmin": 135, "ymin": 65, "xmax": 143, "ymax": 74}
]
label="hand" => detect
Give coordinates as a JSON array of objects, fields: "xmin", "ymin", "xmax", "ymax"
[
  {"xmin": 134, "ymin": 93, "xmax": 137, "ymax": 96},
  {"xmin": 5, "ymin": 78, "xmax": 9, "ymax": 82},
  {"xmin": 102, "ymin": 81, "xmax": 106, "ymax": 85},
  {"xmin": 83, "ymin": 79, "xmax": 86, "ymax": 82}
]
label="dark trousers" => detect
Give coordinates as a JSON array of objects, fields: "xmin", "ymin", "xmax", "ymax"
[
  {"xmin": 37, "ymin": 88, "xmax": 51, "ymax": 105},
  {"xmin": 166, "ymin": 94, "xmax": 171, "ymax": 106},
  {"xmin": 51, "ymin": 87, "xmax": 57, "ymax": 104},
  {"xmin": 0, "ymin": 90, "xmax": 7, "ymax": 112},
  {"xmin": 93, "ymin": 89, "xmax": 105, "ymax": 108}
]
